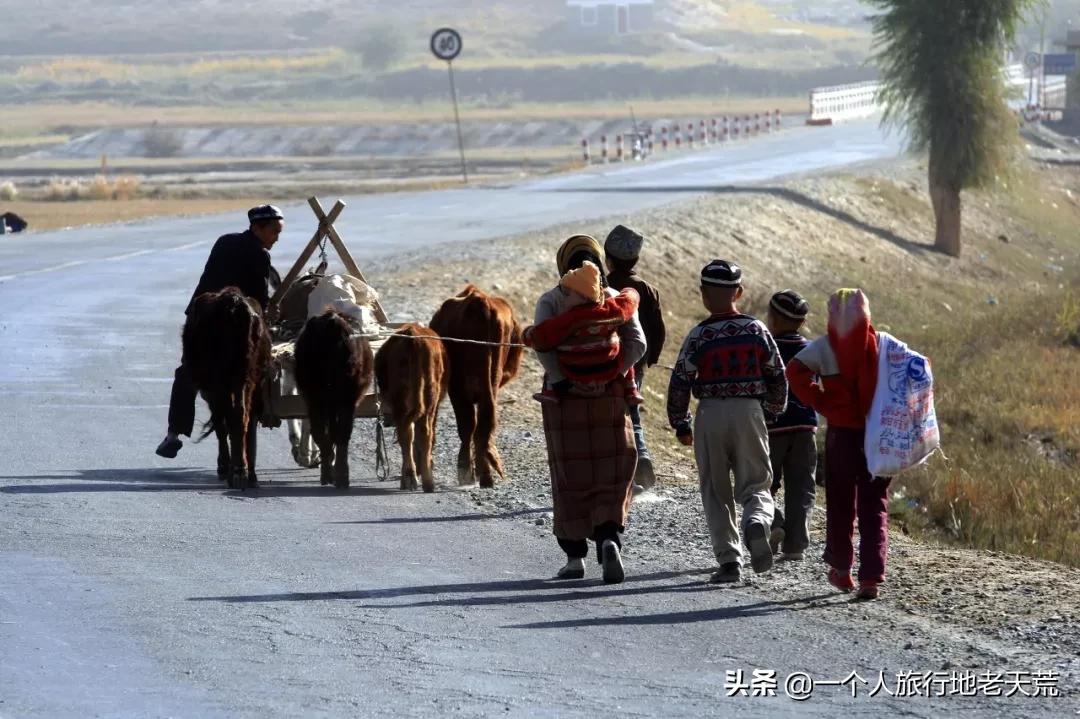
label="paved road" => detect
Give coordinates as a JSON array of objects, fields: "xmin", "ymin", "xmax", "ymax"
[{"xmin": 2, "ymin": 120, "xmax": 1052, "ymax": 717}]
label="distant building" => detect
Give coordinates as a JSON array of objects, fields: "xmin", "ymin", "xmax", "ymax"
[{"xmin": 565, "ymin": 0, "xmax": 656, "ymax": 36}]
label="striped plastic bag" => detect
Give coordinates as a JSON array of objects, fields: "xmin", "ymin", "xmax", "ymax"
[{"xmin": 864, "ymin": 332, "xmax": 941, "ymax": 477}]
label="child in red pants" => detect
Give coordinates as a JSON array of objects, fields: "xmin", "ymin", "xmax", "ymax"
[{"xmin": 786, "ymin": 289, "xmax": 889, "ymax": 600}]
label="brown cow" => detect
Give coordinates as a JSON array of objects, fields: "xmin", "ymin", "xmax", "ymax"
[
  {"xmin": 374, "ymin": 324, "xmax": 449, "ymax": 493},
  {"xmin": 182, "ymin": 287, "xmax": 271, "ymax": 490},
  {"xmin": 429, "ymin": 285, "xmax": 524, "ymax": 488},
  {"xmin": 294, "ymin": 309, "xmax": 374, "ymax": 489}
]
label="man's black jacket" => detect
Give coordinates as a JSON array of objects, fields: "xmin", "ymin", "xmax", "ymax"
[{"xmin": 186, "ymin": 230, "xmax": 275, "ymax": 314}]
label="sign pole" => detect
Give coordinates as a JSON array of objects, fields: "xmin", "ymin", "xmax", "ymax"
[
  {"xmin": 431, "ymin": 28, "xmax": 467, "ymax": 184},
  {"xmin": 447, "ymin": 61, "xmax": 468, "ymax": 184}
]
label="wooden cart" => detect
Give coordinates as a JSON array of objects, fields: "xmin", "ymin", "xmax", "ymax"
[{"xmin": 263, "ymin": 197, "xmax": 400, "ymax": 423}]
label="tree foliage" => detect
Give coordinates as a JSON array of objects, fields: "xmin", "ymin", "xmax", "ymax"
[{"xmin": 868, "ymin": 0, "xmax": 1040, "ymax": 191}]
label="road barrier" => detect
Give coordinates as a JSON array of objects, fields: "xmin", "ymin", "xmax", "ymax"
[
  {"xmin": 578, "ymin": 107, "xmax": 789, "ymax": 165},
  {"xmin": 807, "ymin": 81, "xmax": 881, "ymax": 125}
]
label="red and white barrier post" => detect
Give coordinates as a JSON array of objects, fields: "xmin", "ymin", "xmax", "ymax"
[
  {"xmin": 686, "ymin": 123, "xmax": 694, "ymax": 149},
  {"xmin": 582, "ymin": 138, "xmax": 590, "ymax": 164},
  {"xmin": 700, "ymin": 119, "xmax": 708, "ymax": 146},
  {"xmin": 675, "ymin": 127, "xmax": 681, "ymax": 149},
  {"xmin": 775, "ymin": 109, "xmax": 782, "ymax": 128},
  {"xmin": 616, "ymin": 134, "xmax": 624, "ymax": 162},
  {"xmin": 722, "ymin": 116, "xmax": 729, "ymax": 142},
  {"xmin": 661, "ymin": 126, "xmax": 668, "ymax": 151},
  {"xmin": 754, "ymin": 113, "xmax": 761, "ymax": 135},
  {"xmin": 601, "ymin": 134, "xmax": 608, "ymax": 163}
]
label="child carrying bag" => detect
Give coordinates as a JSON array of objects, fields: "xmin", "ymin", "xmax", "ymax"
[{"xmin": 864, "ymin": 332, "xmax": 940, "ymax": 476}]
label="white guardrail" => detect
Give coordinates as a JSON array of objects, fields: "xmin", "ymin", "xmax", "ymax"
[
  {"xmin": 808, "ymin": 64, "xmax": 1069, "ymax": 125},
  {"xmin": 807, "ymin": 81, "xmax": 881, "ymax": 125}
]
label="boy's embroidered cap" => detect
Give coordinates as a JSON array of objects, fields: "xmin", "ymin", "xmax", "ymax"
[
  {"xmin": 604, "ymin": 225, "xmax": 644, "ymax": 261},
  {"xmin": 770, "ymin": 289, "xmax": 809, "ymax": 320},
  {"xmin": 701, "ymin": 259, "xmax": 742, "ymax": 287}
]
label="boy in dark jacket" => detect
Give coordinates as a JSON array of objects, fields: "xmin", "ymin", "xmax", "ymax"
[
  {"xmin": 605, "ymin": 225, "xmax": 666, "ymax": 490},
  {"xmin": 765, "ymin": 290, "xmax": 818, "ymax": 561}
]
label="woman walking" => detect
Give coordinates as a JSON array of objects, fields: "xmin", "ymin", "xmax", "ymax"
[{"xmin": 531, "ymin": 235, "xmax": 647, "ymax": 583}]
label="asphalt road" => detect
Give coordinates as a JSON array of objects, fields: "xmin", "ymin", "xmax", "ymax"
[{"xmin": 1, "ymin": 120, "xmax": 1055, "ymax": 717}]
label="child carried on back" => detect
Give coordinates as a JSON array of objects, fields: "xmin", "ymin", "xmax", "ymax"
[{"xmin": 524, "ymin": 261, "xmax": 644, "ymax": 405}]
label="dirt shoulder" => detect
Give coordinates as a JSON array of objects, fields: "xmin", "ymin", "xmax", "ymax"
[{"xmin": 364, "ymin": 157, "xmax": 1080, "ymax": 686}]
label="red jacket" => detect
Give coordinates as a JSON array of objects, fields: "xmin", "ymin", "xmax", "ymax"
[
  {"xmin": 787, "ymin": 313, "xmax": 878, "ymax": 430},
  {"xmin": 524, "ymin": 289, "xmax": 639, "ymax": 384}
]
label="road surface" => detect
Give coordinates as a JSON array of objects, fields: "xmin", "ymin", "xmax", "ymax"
[{"xmin": 3, "ymin": 120, "xmax": 1054, "ymax": 717}]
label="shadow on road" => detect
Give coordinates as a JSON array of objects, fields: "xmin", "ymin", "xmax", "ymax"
[
  {"xmin": 0, "ymin": 466, "xmax": 400, "ymax": 497},
  {"xmin": 544, "ymin": 184, "xmax": 932, "ymax": 257},
  {"xmin": 330, "ymin": 506, "xmax": 553, "ymax": 525},
  {"xmin": 188, "ymin": 568, "xmax": 714, "ymax": 604},
  {"xmin": 504, "ymin": 594, "xmax": 837, "ymax": 629}
]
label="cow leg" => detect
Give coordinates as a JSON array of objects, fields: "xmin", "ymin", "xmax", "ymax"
[
  {"xmin": 398, "ymin": 421, "xmax": 418, "ymax": 491},
  {"xmin": 212, "ymin": 406, "xmax": 230, "ymax": 483},
  {"xmin": 310, "ymin": 414, "xmax": 334, "ymax": 486},
  {"xmin": 227, "ymin": 400, "xmax": 248, "ymax": 490},
  {"xmin": 332, "ymin": 410, "xmax": 352, "ymax": 490},
  {"xmin": 474, "ymin": 390, "xmax": 500, "ymax": 489},
  {"xmin": 246, "ymin": 411, "xmax": 259, "ymax": 488},
  {"xmin": 449, "ymin": 392, "xmax": 477, "ymax": 485},
  {"xmin": 416, "ymin": 415, "xmax": 436, "ymax": 494},
  {"xmin": 284, "ymin": 366, "xmax": 319, "ymax": 468},
  {"xmin": 301, "ymin": 421, "xmax": 320, "ymax": 467}
]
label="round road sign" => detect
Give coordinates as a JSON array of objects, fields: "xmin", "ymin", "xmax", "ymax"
[
  {"xmin": 1024, "ymin": 52, "xmax": 1041, "ymax": 72},
  {"xmin": 430, "ymin": 28, "xmax": 462, "ymax": 62}
]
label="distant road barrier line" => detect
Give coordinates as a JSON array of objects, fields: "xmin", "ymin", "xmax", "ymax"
[{"xmin": 807, "ymin": 81, "xmax": 881, "ymax": 125}]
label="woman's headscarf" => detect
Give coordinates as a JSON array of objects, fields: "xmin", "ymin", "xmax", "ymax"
[
  {"xmin": 827, "ymin": 288, "xmax": 878, "ymax": 418},
  {"xmin": 556, "ymin": 234, "xmax": 608, "ymax": 288}
]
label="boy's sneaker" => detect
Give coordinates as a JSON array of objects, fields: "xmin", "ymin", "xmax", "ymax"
[
  {"xmin": 601, "ymin": 540, "xmax": 625, "ymax": 584},
  {"xmin": 828, "ymin": 567, "xmax": 856, "ymax": 592},
  {"xmin": 555, "ymin": 557, "xmax": 585, "ymax": 580},
  {"xmin": 745, "ymin": 523, "xmax": 774, "ymax": 574},
  {"xmin": 781, "ymin": 551, "xmax": 805, "ymax": 561},
  {"xmin": 856, "ymin": 581, "xmax": 880, "ymax": 600},
  {"xmin": 533, "ymin": 389, "xmax": 561, "ymax": 405},
  {"xmin": 709, "ymin": 562, "xmax": 742, "ymax": 584}
]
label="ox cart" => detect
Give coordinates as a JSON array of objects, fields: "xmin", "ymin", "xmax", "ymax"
[{"xmin": 262, "ymin": 198, "xmax": 400, "ymax": 470}]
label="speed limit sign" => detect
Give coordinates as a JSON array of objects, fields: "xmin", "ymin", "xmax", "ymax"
[
  {"xmin": 430, "ymin": 28, "xmax": 462, "ymax": 62},
  {"xmin": 1024, "ymin": 51, "xmax": 1041, "ymax": 72}
]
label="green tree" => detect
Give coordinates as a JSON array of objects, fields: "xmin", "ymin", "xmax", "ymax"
[{"xmin": 869, "ymin": 0, "xmax": 1039, "ymax": 257}]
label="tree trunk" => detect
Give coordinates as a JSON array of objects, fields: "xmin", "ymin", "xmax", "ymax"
[{"xmin": 929, "ymin": 165, "xmax": 962, "ymax": 257}]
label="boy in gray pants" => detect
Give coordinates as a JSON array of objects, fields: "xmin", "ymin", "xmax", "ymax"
[
  {"xmin": 764, "ymin": 290, "xmax": 818, "ymax": 560},
  {"xmin": 667, "ymin": 261, "xmax": 787, "ymax": 583}
]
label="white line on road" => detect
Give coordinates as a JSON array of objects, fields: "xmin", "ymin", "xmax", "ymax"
[{"xmin": 0, "ymin": 240, "xmax": 210, "ymax": 284}]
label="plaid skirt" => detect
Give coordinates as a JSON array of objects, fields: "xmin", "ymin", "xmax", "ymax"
[{"xmin": 542, "ymin": 384, "xmax": 637, "ymax": 541}]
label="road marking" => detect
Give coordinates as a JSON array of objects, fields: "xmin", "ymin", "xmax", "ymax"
[{"xmin": 0, "ymin": 240, "xmax": 210, "ymax": 284}]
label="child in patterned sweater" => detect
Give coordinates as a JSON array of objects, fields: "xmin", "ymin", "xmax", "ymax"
[{"xmin": 668, "ymin": 260, "xmax": 787, "ymax": 583}]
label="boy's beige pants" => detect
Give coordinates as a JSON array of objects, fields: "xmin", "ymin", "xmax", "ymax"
[{"xmin": 694, "ymin": 398, "xmax": 776, "ymax": 566}]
